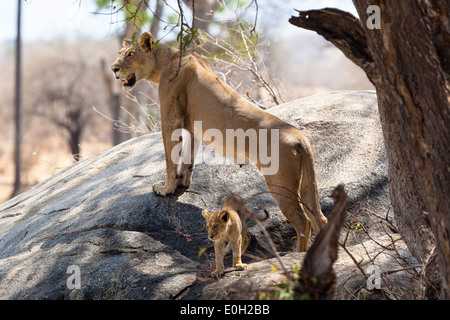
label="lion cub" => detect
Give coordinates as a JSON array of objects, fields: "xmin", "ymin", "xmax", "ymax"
[{"xmin": 202, "ymin": 194, "xmax": 270, "ymax": 278}]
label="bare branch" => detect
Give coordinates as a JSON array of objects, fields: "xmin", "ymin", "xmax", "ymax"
[
  {"xmin": 289, "ymin": 8, "xmax": 379, "ymax": 83},
  {"xmin": 198, "ymin": 26, "xmax": 284, "ymax": 107},
  {"xmin": 295, "ymin": 184, "xmax": 349, "ymax": 300}
]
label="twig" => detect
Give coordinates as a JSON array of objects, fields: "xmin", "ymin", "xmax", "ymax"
[
  {"xmin": 246, "ymin": 208, "xmax": 290, "ymax": 277},
  {"xmin": 197, "ymin": 25, "xmax": 283, "ymax": 107},
  {"xmin": 338, "ymin": 241, "xmax": 368, "ymax": 279},
  {"xmin": 338, "ymin": 196, "xmax": 423, "ymax": 299}
]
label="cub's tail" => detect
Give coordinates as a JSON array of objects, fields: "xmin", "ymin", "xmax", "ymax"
[{"xmin": 247, "ymin": 208, "xmax": 270, "ymax": 223}]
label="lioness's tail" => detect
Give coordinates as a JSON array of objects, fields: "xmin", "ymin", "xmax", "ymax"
[{"xmin": 297, "ymin": 142, "xmax": 328, "ymax": 233}]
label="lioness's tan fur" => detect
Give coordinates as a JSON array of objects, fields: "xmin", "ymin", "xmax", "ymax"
[{"xmin": 111, "ymin": 32, "xmax": 328, "ymax": 251}]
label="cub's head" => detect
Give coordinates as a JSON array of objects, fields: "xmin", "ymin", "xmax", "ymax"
[
  {"xmin": 202, "ymin": 209, "xmax": 230, "ymax": 241},
  {"xmin": 111, "ymin": 32, "xmax": 156, "ymax": 91}
]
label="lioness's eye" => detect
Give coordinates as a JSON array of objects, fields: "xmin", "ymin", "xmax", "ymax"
[{"xmin": 128, "ymin": 51, "xmax": 135, "ymax": 57}]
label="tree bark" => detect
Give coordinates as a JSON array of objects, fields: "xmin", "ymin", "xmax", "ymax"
[
  {"xmin": 290, "ymin": 0, "xmax": 450, "ymax": 299},
  {"xmin": 182, "ymin": 0, "xmax": 220, "ymax": 33},
  {"xmin": 150, "ymin": 0, "xmax": 164, "ymax": 38}
]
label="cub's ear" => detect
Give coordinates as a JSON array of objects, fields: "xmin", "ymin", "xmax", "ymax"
[
  {"xmin": 219, "ymin": 210, "xmax": 229, "ymax": 223},
  {"xmin": 139, "ymin": 32, "xmax": 154, "ymax": 52},
  {"xmin": 202, "ymin": 209, "xmax": 211, "ymax": 220}
]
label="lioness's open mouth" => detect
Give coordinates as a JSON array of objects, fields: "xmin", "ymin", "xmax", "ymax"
[{"xmin": 120, "ymin": 74, "xmax": 136, "ymax": 87}]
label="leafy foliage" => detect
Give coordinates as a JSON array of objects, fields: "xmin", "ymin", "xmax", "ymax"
[
  {"xmin": 216, "ymin": 0, "xmax": 251, "ymax": 13},
  {"xmin": 259, "ymin": 264, "xmax": 311, "ymax": 300},
  {"xmin": 95, "ymin": 0, "xmax": 153, "ymax": 31}
]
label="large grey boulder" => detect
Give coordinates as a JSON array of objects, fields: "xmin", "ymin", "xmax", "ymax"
[{"xmin": 0, "ymin": 90, "xmax": 405, "ymax": 300}]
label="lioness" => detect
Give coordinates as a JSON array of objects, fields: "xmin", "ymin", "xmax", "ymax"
[
  {"xmin": 203, "ymin": 194, "xmax": 269, "ymax": 278},
  {"xmin": 111, "ymin": 32, "xmax": 328, "ymax": 251}
]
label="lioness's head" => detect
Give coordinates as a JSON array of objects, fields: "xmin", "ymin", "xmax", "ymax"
[
  {"xmin": 111, "ymin": 32, "xmax": 156, "ymax": 91},
  {"xmin": 202, "ymin": 209, "xmax": 230, "ymax": 241}
]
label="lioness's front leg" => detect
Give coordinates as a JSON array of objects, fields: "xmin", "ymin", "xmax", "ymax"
[
  {"xmin": 153, "ymin": 114, "xmax": 185, "ymax": 196},
  {"xmin": 153, "ymin": 147, "xmax": 178, "ymax": 196}
]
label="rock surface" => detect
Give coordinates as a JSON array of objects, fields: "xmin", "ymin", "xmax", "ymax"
[{"xmin": 0, "ymin": 90, "xmax": 415, "ymax": 300}]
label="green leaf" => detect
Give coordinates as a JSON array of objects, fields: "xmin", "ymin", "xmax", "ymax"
[
  {"xmin": 198, "ymin": 247, "xmax": 207, "ymax": 258},
  {"xmin": 95, "ymin": 0, "xmax": 111, "ymax": 9},
  {"xmin": 131, "ymin": 33, "xmax": 136, "ymax": 47},
  {"xmin": 153, "ymin": 40, "xmax": 160, "ymax": 50}
]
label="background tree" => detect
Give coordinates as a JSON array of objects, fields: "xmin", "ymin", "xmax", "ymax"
[
  {"xmin": 32, "ymin": 51, "xmax": 101, "ymax": 162},
  {"xmin": 289, "ymin": 0, "xmax": 449, "ymax": 299},
  {"xmin": 181, "ymin": 0, "xmax": 220, "ymax": 33},
  {"xmin": 150, "ymin": 0, "xmax": 164, "ymax": 37},
  {"xmin": 11, "ymin": 0, "xmax": 22, "ymax": 198}
]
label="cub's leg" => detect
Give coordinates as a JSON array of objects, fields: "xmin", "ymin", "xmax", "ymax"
[
  {"xmin": 224, "ymin": 230, "xmax": 250, "ymax": 256},
  {"xmin": 211, "ymin": 239, "xmax": 226, "ymax": 278},
  {"xmin": 241, "ymin": 230, "xmax": 251, "ymax": 255},
  {"xmin": 232, "ymin": 235, "xmax": 248, "ymax": 270}
]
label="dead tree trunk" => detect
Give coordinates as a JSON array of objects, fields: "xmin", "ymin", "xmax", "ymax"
[
  {"xmin": 290, "ymin": 0, "xmax": 450, "ymax": 299},
  {"xmin": 296, "ymin": 184, "xmax": 349, "ymax": 300},
  {"xmin": 68, "ymin": 126, "xmax": 82, "ymax": 162},
  {"xmin": 101, "ymin": 59, "xmax": 122, "ymax": 146}
]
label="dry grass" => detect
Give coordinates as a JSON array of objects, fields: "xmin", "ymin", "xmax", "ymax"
[{"xmin": 0, "ymin": 134, "xmax": 111, "ymax": 205}]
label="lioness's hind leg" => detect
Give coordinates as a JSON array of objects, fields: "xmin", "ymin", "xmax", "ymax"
[
  {"xmin": 300, "ymin": 168, "xmax": 327, "ymax": 234},
  {"xmin": 282, "ymin": 198, "xmax": 311, "ymax": 252},
  {"xmin": 265, "ymin": 177, "xmax": 312, "ymax": 252}
]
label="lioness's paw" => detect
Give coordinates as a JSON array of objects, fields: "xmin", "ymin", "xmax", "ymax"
[
  {"xmin": 235, "ymin": 262, "xmax": 248, "ymax": 270},
  {"xmin": 153, "ymin": 180, "xmax": 175, "ymax": 197}
]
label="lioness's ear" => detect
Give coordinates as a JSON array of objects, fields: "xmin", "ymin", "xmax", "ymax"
[
  {"xmin": 219, "ymin": 210, "xmax": 229, "ymax": 223},
  {"xmin": 139, "ymin": 32, "xmax": 154, "ymax": 52}
]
